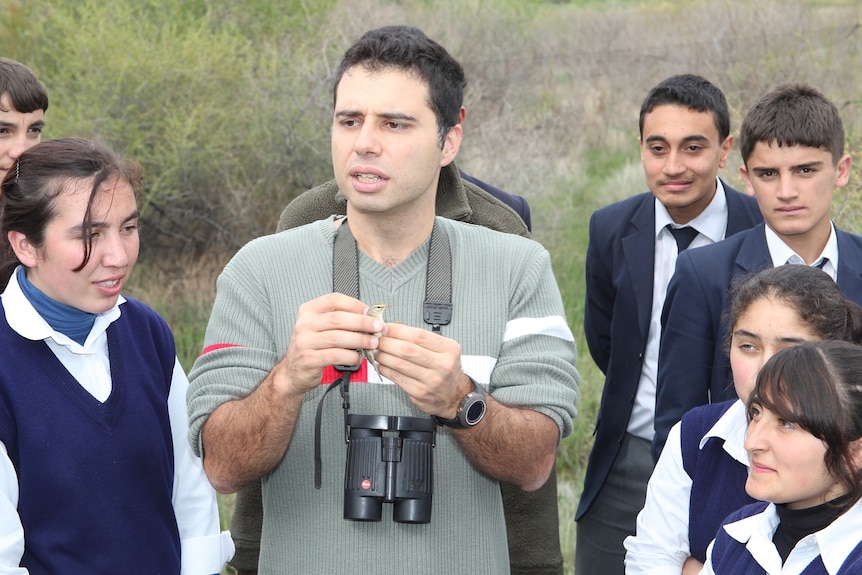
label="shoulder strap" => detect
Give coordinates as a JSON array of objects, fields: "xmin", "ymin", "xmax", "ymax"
[{"xmin": 333, "ymin": 218, "xmax": 452, "ymax": 331}]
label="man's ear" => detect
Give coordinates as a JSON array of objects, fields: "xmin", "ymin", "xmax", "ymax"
[
  {"xmin": 835, "ymin": 153, "xmax": 851, "ymax": 189},
  {"xmin": 718, "ymin": 135, "xmax": 734, "ymax": 169},
  {"xmin": 740, "ymin": 165, "xmax": 756, "ymax": 197},
  {"xmin": 440, "ymin": 123, "xmax": 462, "ymax": 167},
  {"xmin": 7, "ymin": 230, "xmax": 38, "ymax": 267}
]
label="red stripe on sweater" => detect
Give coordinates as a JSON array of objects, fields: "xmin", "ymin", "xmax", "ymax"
[
  {"xmin": 321, "ymin": 361, "xmax": 369, "ymax": 384},
  {"xmin": 197, "ymin": 344, "xmax": 370, "ymax": 384},
  {"xmin": 199, "ymin": 343, "xmax": 244, "ymax": 357}
]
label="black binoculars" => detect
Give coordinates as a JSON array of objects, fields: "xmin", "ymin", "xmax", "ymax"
[{"xmin": 343, "ymin": 414, "xmax": 436, "ymax": 523}]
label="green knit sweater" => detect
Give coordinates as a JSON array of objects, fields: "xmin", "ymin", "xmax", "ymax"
[{"xmin": 188, "ymin": 217, "xmax": 579, "ymax": 574}]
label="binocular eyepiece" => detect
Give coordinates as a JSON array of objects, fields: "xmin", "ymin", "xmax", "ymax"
[{"xmin": 343, "ymin": 414, "xmax": 436, "ymax": 524}]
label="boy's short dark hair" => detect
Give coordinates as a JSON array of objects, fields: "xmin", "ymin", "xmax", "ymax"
[
  {"xmin": 638, "ymin": 74, "xmax": 730, "ymax": 141},
  {"xmin": 739, "ymin": 83, "xmax": 844, "ymax": 166},
  {"xmin": 0, "ymin": 58, "xmax": 49, "ymax": 114}
]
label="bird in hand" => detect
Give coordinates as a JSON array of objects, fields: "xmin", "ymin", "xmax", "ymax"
[{"xmin": 362, "ymin": 303, "xmax": 389, "ymax": 364}]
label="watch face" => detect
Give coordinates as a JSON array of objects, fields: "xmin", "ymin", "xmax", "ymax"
[{"xmin": 464, "ymin": 399, "xmax": 486, "ymax": 425}]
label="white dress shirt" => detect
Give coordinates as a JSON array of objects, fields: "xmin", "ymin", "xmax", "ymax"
[
  {"xmin": 765, "ymin": 223, "xmax": 838, "ymax": 281},
  {"xmin": 0, "ymin": 269, "xmax": 233, "ymax": 575},
  {"xmin": 628, "ymin": 179, "xmax": 730, "ymax": 439},
  {"xmin": 625, "ymin": 399, "xmax": 748, "ymax": 574},
  {"xmin": 700, "ymin": 498, "xmax": 862, "ymax": 574}
]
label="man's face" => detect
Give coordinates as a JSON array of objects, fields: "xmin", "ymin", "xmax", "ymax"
[
  {"xmin": 331, "ymin": 66, "xmax": 461, "ymax": 220},
  {"xmin": 0, "ymin": 93, "xmax": 44, "ymax": 181},
  {"xmin": 740, "ymin": 142, "xmax": 849, "ymax": 254},
  {"xmin": 640, "ymin": 104, "xmax": 732, "ymax": 224}
]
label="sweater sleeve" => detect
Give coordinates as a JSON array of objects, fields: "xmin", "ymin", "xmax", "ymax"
[{"xmin": 474, "ymin": 235, "xmax": 580, "ymax": 438}]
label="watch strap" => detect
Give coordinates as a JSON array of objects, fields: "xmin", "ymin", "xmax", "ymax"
[{"xmin": 433, "ymin": 376, "xmax": 486, "ymax": 428}]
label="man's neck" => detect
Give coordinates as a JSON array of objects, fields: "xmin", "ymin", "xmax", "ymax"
[{"xmin": 345, "ymin": 210, "xmax": 435, "ymax": 268}]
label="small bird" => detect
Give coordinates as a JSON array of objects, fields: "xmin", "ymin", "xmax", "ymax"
[{"xmin": 362, "ymin": 303, "xmax": 389, "ymax": 364}]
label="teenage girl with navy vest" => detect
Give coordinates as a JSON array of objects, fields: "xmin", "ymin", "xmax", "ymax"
[
  {"xmin": 702, "ymin": 340, "xmax": 862, "ymax": 574},
  {"xmin": 625, "ymin": 265, "xmax": 862, "ymax": 574},
  {"xmin": 0, "ymin": 138, "xmax": 233, "ymax": 573}
]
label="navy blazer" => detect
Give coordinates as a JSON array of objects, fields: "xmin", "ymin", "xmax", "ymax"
[
  {"xmin": 577, "ymin": 184, "xmax": 761, "ymax": 520},
  {"xmin": 654, "ymin": 223, "xmax": 862, "ymax": 457}
]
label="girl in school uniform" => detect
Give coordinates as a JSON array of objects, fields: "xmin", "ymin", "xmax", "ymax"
[
  {"xmin": 702, "ymin": 340, "xmax": 862, "ymax": 574},
  {"xmin": 0, "ymin": 138, "xmax": 233, "ymax": 574}
]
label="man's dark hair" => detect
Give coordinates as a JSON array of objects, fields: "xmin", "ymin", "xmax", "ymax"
[
  {"xmin": 0, "ymin": 58, "xmax": 48, "ymax": 114},
  {"xmin": 638, "ymin": 74, "xmax": 730, "ymax": 141},
  {"xmin": 333, "ymin": 25, "xmax": 465, "ymax": 148},
  {"xmin": 739, "ymin": 83, "xmax": 844, "ymax": 166}
]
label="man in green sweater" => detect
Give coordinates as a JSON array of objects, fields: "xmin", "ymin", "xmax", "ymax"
[
  {"xmin": 187, "ymin": 25, "xmax": 579, "ymax": 574},
  {"xmin": 228, "ymin": 162, "xmax": 567, "ymax": 575}
]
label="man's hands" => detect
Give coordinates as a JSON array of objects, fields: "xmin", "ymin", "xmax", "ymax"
[
  {"xmin": 273, "ymin": 293, "xmax": 386, "ymax": 396},
  {"xmin": 279, "ymin": 293, "xmax": 468, "ymax": 419},
  {"xmin": 373, "ymin": 320, "xmax": 471, "ymax": 419}
]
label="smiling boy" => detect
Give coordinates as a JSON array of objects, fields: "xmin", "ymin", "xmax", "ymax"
[{"xmin": 577, "ymin": 75, "xmax": 761, "ymax": 575}]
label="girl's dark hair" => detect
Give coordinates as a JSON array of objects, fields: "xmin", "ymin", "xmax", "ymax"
[
  {"xmin": 0, "ymin": 138, "xmax": 141, "ymax": 285},
  {"xmin": 750, "ymin": 341, "xmax": 862, "ymax": 508},
  {"xmin": 724, "ymin": 265, "xmax": 862, "ymax": 352}
]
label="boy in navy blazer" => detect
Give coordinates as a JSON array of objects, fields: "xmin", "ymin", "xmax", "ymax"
[
  {"xmin": 654, "ymin": 83, "xmax": 862, "ymax": 458},
  {"xmin": 577, "ymin": 75, "xmax": 761, "ymax": 575}
]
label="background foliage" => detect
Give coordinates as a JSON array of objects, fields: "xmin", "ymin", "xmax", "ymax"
[{"xmin": 2, "ymin": 0, "xmax": 861, "ymax": 572}]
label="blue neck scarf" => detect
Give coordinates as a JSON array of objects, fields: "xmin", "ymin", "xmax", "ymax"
[{"xmin": 17, "ymin": 267, "xmax": 97, "ymax": 345}]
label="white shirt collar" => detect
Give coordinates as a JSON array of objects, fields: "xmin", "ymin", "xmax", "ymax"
[
  {"xmin": 723, "ymin": 498, "xmax": 862, "ymax": 574},
  {"xmin": 765, "ymin": 223, "xmax": 838, "ymax": 280},
  {"xmin": 699, "ymin": 399, "xmax": 749, "ymax": 466},
  {"xmin": 1, "ymin": 265, "xmax": 124, "ymax": 351},
  {"xmin": 654, "ymin": 177, "xmax": 729, "ymax": 243}
]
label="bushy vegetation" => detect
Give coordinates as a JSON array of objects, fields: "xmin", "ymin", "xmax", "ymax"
[{"xmin": 3, "ymin": 0, "xmax": 860, "ymax": 571}]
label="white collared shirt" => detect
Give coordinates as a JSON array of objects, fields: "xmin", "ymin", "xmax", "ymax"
[
  {"xmin": 625, "ymin": 399, "xmax": 748, "ymax": 574},
  {"xmin": 628, "ymin": 178, "xmax": 730, "ymax": 439},
  {"xmin": 701, "ymin": 498, "xmax": 862, "ymax": 574},
  {"xmin": 0, "ymin": 269, "xmax": 233, "ymax": 575},
  {"xmin": 765, "ymin": 223, "xmax": 838, "ymax": 281}
]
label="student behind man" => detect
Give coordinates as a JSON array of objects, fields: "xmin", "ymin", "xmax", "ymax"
[
  {"xmin": 186, "ymin": 25, "xmax": 579, "ymax": 574},
  {"xmin": 0, "ymin": 58, "xmax": 47, "ymax": 181},
  {"xmin": 654, "ymin": 83, "xmax": 862, "ymax": 457},
  {"xmin": 228, "ymin": 169, "xmax": 566, "ymax": 575},
  {"xmin": 577, "ymin": 74, "xmax": 761, "ymax": 574}
]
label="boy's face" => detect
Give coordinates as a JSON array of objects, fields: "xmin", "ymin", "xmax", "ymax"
[
  {"xmin": 0, "ymin": 93, "xmax": 44, "ymax": 181},
  {"xmin": 640, "ymin": 104, "xmax": 733, "ymax": 224},
  {"xmin": 741, "ymin": 142, "xmax": 850, "ymax": 253}
]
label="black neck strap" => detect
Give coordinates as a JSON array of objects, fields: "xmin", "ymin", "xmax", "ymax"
[
  {"xmin": 332, "ymin": 217, "xmax": 452, "ymax": 331},
  {"xmin": 314, "ymin": 217, "xmax": 452, "ymax": 489}
]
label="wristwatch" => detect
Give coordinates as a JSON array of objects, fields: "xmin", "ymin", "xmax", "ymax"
[{"xmin": 433, "ymin": 376, "xmax": 487, "ymax": 428}]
